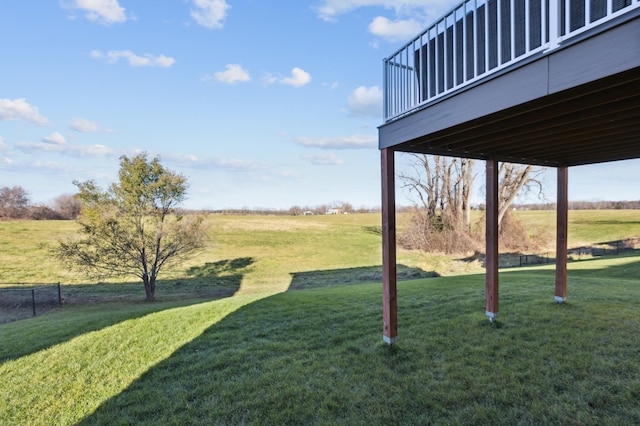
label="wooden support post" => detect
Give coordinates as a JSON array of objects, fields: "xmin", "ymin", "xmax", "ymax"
[
  {"xmin": 555, "ymin": 166, "xmax": 568, "ymax": 302},
  {"xmin": 381, "ymin": 148, "xmax": 398, "ymax": 344},
  {"xmin": 486, "ymin": 159, "xmax": 499, "ymax": 320}
]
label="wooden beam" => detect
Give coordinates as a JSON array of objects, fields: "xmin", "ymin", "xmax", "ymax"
[
  {"xmin": 486, "ymin": 159, "xmax": 499, "ymax": 320},
  {"xmin": 381, "ymin": 148, "xmax": 398, "ymax": 344},
  {"xmin": 555, "ymin": 166, "xmax": 568, "ymax": 302}
]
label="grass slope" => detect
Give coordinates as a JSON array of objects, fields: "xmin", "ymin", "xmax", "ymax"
[
  {"xmin": 1, "ymin": 211, "xmax": 640, "ymax": 424},
  {"xmin": 2, "ymin": 254, "xmax": 639, "ymax": 425},
  {"xmin": 0, "ymin": 213, "xmax": 442, "ymax": 308}
]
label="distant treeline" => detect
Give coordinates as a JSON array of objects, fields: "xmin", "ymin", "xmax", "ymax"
[
  {"xmin": 0, "ymin": 186, "xmax": 81, "ymax": 220},
  {"xmin": 199, "ymin": 203, "xmax": 378, "ymax": 217},
  {"xmin": 193, "ymin": 200, "xmax": 640, "ymax": 216},
  {"xmin": 2, "ymin": 184, "xmax": 638, "ymax": 221}
]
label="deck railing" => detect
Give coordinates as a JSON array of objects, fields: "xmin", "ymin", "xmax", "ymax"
[{"xmin": 383, "ymin": 0, "xmax": 639, "ymax": 121}]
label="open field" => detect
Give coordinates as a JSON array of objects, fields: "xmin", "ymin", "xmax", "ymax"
[
  {"xmin": 511, "ymin": 209, "xmax": 640, "ymax": 249},
  {"xmin": 0, "ymin": 213, "xmax": 465, "ymax": 302},
  {"xmin": 1, "ymin": 210, "xmax": 639, "ymax": 294},
  {"xmin": 1, "ymin": 210, "xmax": 640, "ymax": 424}
]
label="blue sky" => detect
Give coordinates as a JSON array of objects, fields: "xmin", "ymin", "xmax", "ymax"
[{"xmin": 0, "ymin": 0, "xmax": 637, "ymax": 210}]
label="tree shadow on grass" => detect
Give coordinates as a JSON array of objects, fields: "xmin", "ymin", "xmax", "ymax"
[
  {"xmin": 77, "ymin": 290, "xmax": 388, "ymax": 425},
  {"xmin": 76, "ymin": 260, "xmax": 640, "ymax": 425},
  {"xmin": 186, "ymin": 257, "xmax": 254, "ymax": 281},
  {"xmin": 363, "ymin": 225, "xmax": 382, "ymax": 235},
  {"xmin": 0, "ymin": 257, "xmax": 254, "ymax": 363},
  {"xmin": 288, "ymin": 264, "xmax": 438, "ymax": 291},
  {"xmin": 458, "ymin": 251, "xmax": 553, "ymax": 269}
]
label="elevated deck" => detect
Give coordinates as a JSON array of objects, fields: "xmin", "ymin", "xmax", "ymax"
[
  {"xmin": 379, "ymin": 0, "xmax": 640, "ymax": 166},
  {"xmin": 378, "ymin": 0, "xmax": 640, "ymax": 344}
]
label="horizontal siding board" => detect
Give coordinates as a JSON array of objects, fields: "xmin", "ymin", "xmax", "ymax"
[{"xmin": 548, "ymin": 17, "xmax": 640, "ymax": 93}]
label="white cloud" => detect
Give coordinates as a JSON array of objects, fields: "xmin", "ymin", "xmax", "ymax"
[
  {"xmin": 167, "ymin": 154, "xmax": 258, "ymax": 171},
  {"xmin": 29, "ymin": 160, "xmax": 76, "ymax": 173},
  {"xmin": 61, "ymin": 0, "xmax": 127, "ymax": 25},
  {"xmin": 90, "ymin": 50, "xmax": 175, "ymax": 68},
  {"xmin": 274, "ymin": 170, "xmax": 302, "ymax": 178},
  {"xmin": 347, "ymin": 86, "xmax": 382, "ymax": 118},
  {"xmin": 295, "ymin": 134, "xmax": 377, "ymax": 150},
  {"xmin": 70, "ymin": 117, "xmax": 112, "ymax": 133},
  {"xmin": 261, "ymin": 72, "xmax": 278, "ymax": 85},
  {"xmin": 279, "ymin": 68, "xmax": 312, "ymax": 88},
  {"xmin": 206, "ymin": 64, "xmax": 251, "ymax": 84},
  {"xmin": 261, "ymin": 68, "xmax": 312, "ymax": 87},
  {"xmin": 16, "ymin": 140, "xmax": 113, "ymax": 157},
  {"xmin": 0, "ymin": 137, "xmax": 12, "ymax": 170},
  {"xmin": 0, "ymin": 98, "xmax": 49, "ymax": 125},
  {"xmin": 315, "ymin": 0, "xmax": 431, "ymax": 22},
  {"xmin": 315, "ymin": 0, "xmax": 455, "ymax": 41},
  {"xmin": 368, "ymin": 16, "xmax": 423, "ymax": 41},
  {"xmin": 190, "ymin": 0, "xmax": 230, "ymax": 29},
  {"xmin": 0, "ymin": 158, "xmax": 80, "ymax": 174},
  {"xmin": 205, "ymin": 157, "xmax": 257, "ymax": 170},
  {"xmin": 303, "ymin": 153, "xmax": 345, "ymax": 165},
  {"xmin": 42, "ymin": 132, "xmax": 67, "ymax": 145}
]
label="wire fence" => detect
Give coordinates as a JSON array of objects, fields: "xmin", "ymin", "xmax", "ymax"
[
  {"xmin": 0, "ymin": 282, "xmax": 62, "ymax": 322},
  {"xmin": 506, "ymin": 237, "xmax": 640, "ymax": 268}
]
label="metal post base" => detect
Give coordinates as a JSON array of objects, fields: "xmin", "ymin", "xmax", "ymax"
[{"xmin": 383, "ymin": 335, "xmax": 399, "ymax": 345}]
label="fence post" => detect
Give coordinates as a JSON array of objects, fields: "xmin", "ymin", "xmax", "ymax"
[
  {"xmin": 31, "ymin": 289, "xmax": 36, "ymax": 317},
  {"xmin": 57, "ymin": 282, "xmax": 62, "ymax": 305}
]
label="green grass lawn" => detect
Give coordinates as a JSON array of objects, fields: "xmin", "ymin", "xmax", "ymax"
[
  {"xmin": 2, "ymin": 210, "xmax": 637, "ymax": 296},
  {"xmin": 1, "ymin": 254, "xmax": 639, "ymax": 425},
  {"xmin": 1, "ymin": 211, "xmax": 639, "ymax": 424},
  {"xmin": 511, "ymin": 209, "xmax": 640, "ymax": 247},
  {"xmin": 0, "ymin": 213, "xmax": 461, "ymax": 303}
]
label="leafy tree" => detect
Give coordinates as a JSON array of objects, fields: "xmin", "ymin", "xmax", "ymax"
[{"xmin": 58, "ymin": 153, "xmax": 209, "ymax": 300}]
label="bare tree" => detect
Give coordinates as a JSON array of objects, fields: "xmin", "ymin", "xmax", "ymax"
[
  {"xmin": 289, "ymin": 205, "xmax": 303, "ymax": 216},
  {"xmin": 497, "ymin": 163, "xmax": 544, "ymax": 226},
  {"xmin": 52, "ymin": 194, "xmax": 83, "ymax": 219},
  {"xmin": 341, "ymin": 202, "xmax": 354, "ymax": 214},
  {"xmin": 0, "ymin": 186, "xmax": 30, "ymax": 218},
  {"xmin": 399, "ymin": 154, "xmax": 545, "ymax": 253},
  {"xmin": 399, "ymin": 154, "xmax": 478, "ymax": 253},
  {"xmin": 399, "ymin": 154, "xmax": 475, "ymax": 231}
]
